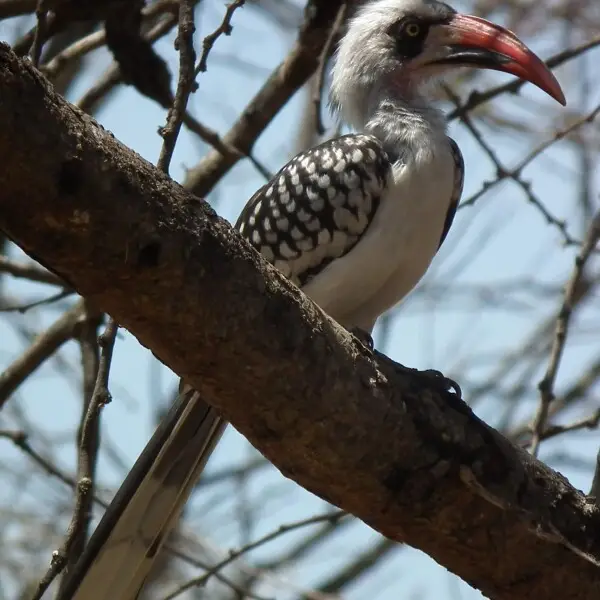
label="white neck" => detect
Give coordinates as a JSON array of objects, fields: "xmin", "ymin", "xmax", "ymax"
[{"xmin": 363, "ymin": 84, "xmax": 448, "ymax": 161}]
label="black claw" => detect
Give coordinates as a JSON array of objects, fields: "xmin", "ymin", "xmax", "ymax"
[
  {"xmin": 349, "ymin": 327, "xmax": 374, "ymax": 350},
  {"xmin": 419, "ymin": 369, "xmax": 462, "ymax": 399},
  {"xmin": 355, "ymin": 335, "xmax": 461, "ymax": 400}
]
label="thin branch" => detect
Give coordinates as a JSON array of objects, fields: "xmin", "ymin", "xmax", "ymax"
[
  {"xmin": 445, "ymin": 84, "xmax": 578, "ymax": 245},
  {"xmin": 510, "ymin": 351, "xmax": 600, "ymax": 444},
  {"xmin": 510, "ymin": 103, "xmax": 600, "ymax": 176},
  {"xmin": 459, "ymin": 101, "xmax": 600, "ymax": 242},
  {"xmin": 164, "ymin": 539, "xmax": 275, "ymax": 600},
  {"xmin": 194, "ymin": 0, "xmax": 245, "ymax": 77},
  {"xmin": 164, "ymin": 512, "xmax": 347, "ymax": 600},
  {"xmin": 0, "ymin": 301, "xmax": 85, "ymax": 409},
  {"xmin": 32, "ymin": 319, "xmax": 118, "ymax": 600},
  {"xmin": 41, "ymin": 1, "xmax": 179, "ymax": 80},
  {"xmin": 157, "ymin": 0, "xmax": 197, "ymax": 173},
  {"xmin": 313, "ymin": 537, "xmax": 397, "ymax": 597},
  {"xmin": 200, "ymin": 456, "xmax": 269, "ymax": 486},
  {"xmin": 42, "ymin": 29, "xmax": 105, "ymax": 79},
  {"xmin": 184, "ymin": 1, "xmax": 347, "ymax": 196},
  {"xmin": 29, "ymin": 0, "xmax": 48, "ymax": 66},
  {"xmin": 182, "ymin": 111, "xmax": 273, "ymax": 181},
  {"xmin": 63, "ymin": 3, "xmax": 268, "ymax": 179},
  {"xmin": 526, "ymin": 409, "xmax": 600, "ymax": 445},
  {"xmin": 56, "ymin": 305, "xmax": 104, "ymax": 594},
  {"xmin": 75, "ymin": 12, "xmax": 179, "ymax": 114},
  {"xmin": 530, "ymin": 212, "xmax": 600, "ymax": 456},
  {"xmin": 0, "ymin": 288, "xmax": 73, "ymax": 313},
  {"xmin": 0, "ymin": 428, "xmax": 82, "ymax": 490},
  {"xmin": 263, "ymin": 517, "xmax": 352, "ymax": 572},
  {"xmin": 0, "ymin": 255, "xmax": 64, "ymax": 285}
]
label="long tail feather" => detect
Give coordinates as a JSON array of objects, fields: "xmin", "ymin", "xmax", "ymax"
[{"xmin": 57, "ymin": 385, "xmax": 226, "ymax": 600}]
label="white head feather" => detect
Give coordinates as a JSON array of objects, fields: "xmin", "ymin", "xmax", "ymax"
[{"xmin": 330, "ymin": 0, "xmax": 456, "ymax": 146}]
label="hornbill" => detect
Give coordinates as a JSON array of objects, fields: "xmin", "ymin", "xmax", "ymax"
[{"xmin": 57, "ymin": 1, "xmax": 565, "ymax": 598}]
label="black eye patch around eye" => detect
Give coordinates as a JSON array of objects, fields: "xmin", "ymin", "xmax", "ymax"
[{"xmin": 394, "ymin": 20, "xmax": 429, "ymax": 59}]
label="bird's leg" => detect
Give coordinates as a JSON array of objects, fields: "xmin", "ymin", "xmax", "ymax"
[{"xmin": 349, "ymin": 327, "xmax": 375, "ymax": 350}]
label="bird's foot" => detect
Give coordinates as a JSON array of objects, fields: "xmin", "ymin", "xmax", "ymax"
[
  {"xmin": 415, "ymin": 368, "xmax": 462, "ymax": 400},
  {"xmin": 349, "ymin": 328, "xmax": 461, "ymax": 400},
  {"xmin": 349, "ymin": 327, "xmax": 374, "ymax": 350}
]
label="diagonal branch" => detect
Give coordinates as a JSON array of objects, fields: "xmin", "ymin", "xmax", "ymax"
[
  {"xmin": 530, "ymin": 212, "xmax": 600, "ymax": 456},
  {"xmin": 0, "ymin": 44, "xmax": 600, "ymax": 600},
  {"xmin": 183, "ymin": 0, "xmax": 348, "ymax": 196}
]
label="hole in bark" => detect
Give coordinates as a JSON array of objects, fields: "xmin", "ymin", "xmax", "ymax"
[
  {"xmin": 58, "ymin": 158, "xmax": 83, "ymax": 194},
  {"xmin": 383, "ymin": 464, "xmax": 409, "ymax": 493},
  {"xmin": 137, "ymin": 241, "xmax": 161, "ymax": 269}
]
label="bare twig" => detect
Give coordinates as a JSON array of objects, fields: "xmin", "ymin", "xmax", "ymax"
[
  {"xmin": 248, "ymin": 512, "xmax": 354, "ymax": 594},
  {"xmin": 75, "ymin": 12, "xmax": 179, "ymax": 114},
  {"xmin": 32, "ymin": 319, "xmax": 118, "ymax": 600},
  {"xmin": 314, "ymin": 537, "xmax": 397, "ymax": 597},
  {"xmin": 42, "ymin": 29, "xmax": 105, "ymax": 79},
  {"xmin": 0, "ymin": 428, "xmax": 82, "ymax": 490},
  {"xmin": 530, "ymin": 212, "xmax": 600, "ymax": 456},
  {"xmin": 0, "ymin": 288, "xmax": 73, "ymax": 312},
  {"xmin": 509, "ymin": 103, "xmax": 600, "ymax": 176},
  {"xmin": 510, "ymin": 351, "xmax": 600, "ymax": 444},
  {"xmin": 200, "ymin": 456, "xmax": 269, "ymax": 486},
  {"xmin": 182, "ymin": 111, "xmax": 273, "ymax": 181},
  {"xmin": 41, "ymin": 1, "xmax": 178, "ymax": 80},
  {"xmin": 163, "ymin": 540, "xmax": 275, "ymax": 600},
  {"xmin": 445, "ymin": 84, "xmax": 578, "ymax": 245},
  {"xmin": 66, "ymin": 1, "xmax": 268, "ymax": 180},
  {"xmin": 0, "ymin": 427, "xmax": 275, "ymax": 597},
  {"xmin": 0, "ymin": 255, "xmax": 64, "ymax": 285},
  {"xmin": 459, "ymin": 101, "xmax": 600, "ymax": 245},
  {"xmin": 194, "ymin": 0, "xmax": 245, "ymax": 77},
  {"xmin": 524, "ymin": 409, "xmax": 600, "ymax": 445},
  {"xmin": 184, "ymin": 1, "xmax": 347, "ymax": 196},
  {"xmin": 164, "ymin": 511, "xmax": 347, "ymax": 600},
  {"xmin": 157, "ymin": 0, "xmax": 197, "ymax": 173},
  {"xmin": 0, "ymin": 300, "xmax": 85, "ymax": 409},
  {"xmin": 56, "ymin": 305, "xmax": 104, "ymax": 594},
  {"xmin": 29, "ymin": 0, "xmax": 48, "ymax": 66},
  {"xmin": 153, "ymin": 1, "xmax": 267, "ymax": 180}
]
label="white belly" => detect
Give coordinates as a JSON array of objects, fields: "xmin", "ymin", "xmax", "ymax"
[{"xmin": 301, "ymin": 144, "xmax": 456, "ymax": 332}]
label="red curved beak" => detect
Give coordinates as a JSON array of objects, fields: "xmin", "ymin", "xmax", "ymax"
[{"xmin": 431, "ymin": 14, "xmax": 566, "ymax": 106}]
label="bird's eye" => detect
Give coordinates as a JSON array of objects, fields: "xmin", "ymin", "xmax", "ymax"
[
  {"xmin": 403, "ymin": 22, "xmax": 421, "ymax": 37},
  {"xmin": 390, "ymin": 17, "xmax": 429, "ymax": 58}
]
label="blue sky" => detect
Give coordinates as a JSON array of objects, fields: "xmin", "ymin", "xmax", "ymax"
[{"xmin": 1, "ymin": 1, "xmax": 599, "ymax": 598}]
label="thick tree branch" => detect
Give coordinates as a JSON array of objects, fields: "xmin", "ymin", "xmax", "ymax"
[{"xmin": 0, "ymin": 45, "xmax": 600, "ymax": 600}]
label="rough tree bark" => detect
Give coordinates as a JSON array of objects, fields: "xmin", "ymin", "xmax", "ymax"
[{"xmin": 0, "ymin": 45, "xmax": 599, "ymax": 600}]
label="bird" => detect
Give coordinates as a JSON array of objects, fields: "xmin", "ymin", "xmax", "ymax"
[{"xmin": 56, "ymin": 1, "xmax": 565, "ymax": 598}]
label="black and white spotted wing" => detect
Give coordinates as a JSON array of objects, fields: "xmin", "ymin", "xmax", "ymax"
[{"xmin": 235, "ymin": 134, "xmax": 392, "ymax": 287}]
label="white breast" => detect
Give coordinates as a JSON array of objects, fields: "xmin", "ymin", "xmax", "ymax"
[{"xmin": 301, "ymin": 141, "xmax": 456, "ymax": 332}]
